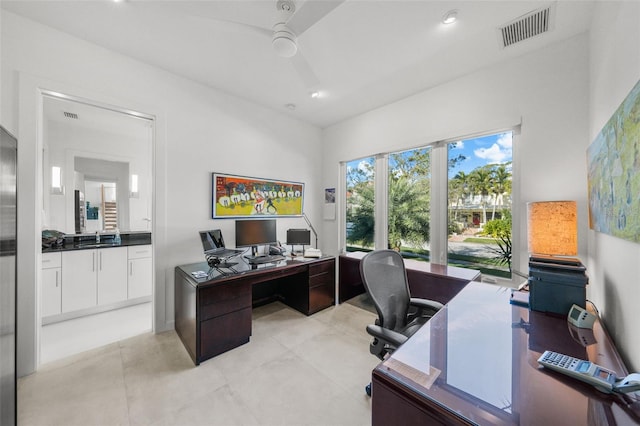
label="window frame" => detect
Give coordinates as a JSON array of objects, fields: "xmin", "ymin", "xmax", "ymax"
[{"xmin": 341, "ymin": 126, "xmax": 521, "ymax": 283}]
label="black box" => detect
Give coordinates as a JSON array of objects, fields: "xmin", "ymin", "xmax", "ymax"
[{"xmin": 528, "ymin": 260, "xmax": 588, "ymax": 315}]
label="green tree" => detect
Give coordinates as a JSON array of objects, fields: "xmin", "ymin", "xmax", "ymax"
[
  {"xmin": 469, "ymin": 167, "xmax": 493, "ymax": 224},
  {"xmin": 387, "ymin": 149, "xmax": 431, "ymax": 251},
  {"xmin": 482, "ymin": 211, "xmax": 512, "ymax": 271},
  {"xmin": 346, "ymin": 159, "xmax": 375, "ymax": 248}
]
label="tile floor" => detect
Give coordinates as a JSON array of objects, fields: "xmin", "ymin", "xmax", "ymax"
[
  {"xmin": 40, "ymin": 302, "xmax": 152, "ymax": 365},
  {"xmin": 19, "ymin": 301, "xmax": 379, "ymax": 426}
]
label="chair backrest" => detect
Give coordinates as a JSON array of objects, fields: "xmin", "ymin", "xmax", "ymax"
[{"xmin": 359, "ymin": 250, "xmax": 411, "ymax": 332}]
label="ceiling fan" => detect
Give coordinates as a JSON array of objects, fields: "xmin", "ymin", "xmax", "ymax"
[{"xmin": 183, "ymin": 0, "xmax": 345, "ymax": 91}]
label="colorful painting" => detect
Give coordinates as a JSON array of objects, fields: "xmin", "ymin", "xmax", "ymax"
[
  {"xmin": 587, "ymin": 79, "xmax": 640, "ymax": 243},
  {"xmin": 212, "ymin": 173, "xmax": 304, "ymax": 218}
]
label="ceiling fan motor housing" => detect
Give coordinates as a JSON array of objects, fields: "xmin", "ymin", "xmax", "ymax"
[{"xmin": 272, "ymin": 0, "xmax": 297, "ymax": 58}]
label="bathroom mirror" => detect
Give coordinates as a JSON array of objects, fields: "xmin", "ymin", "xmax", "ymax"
[{"xmin": 42, "ymin": 95, "xmax": 152, "ymax": 234}]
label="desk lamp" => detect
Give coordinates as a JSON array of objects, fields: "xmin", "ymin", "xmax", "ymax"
[
  {"xmin": 527, "ymin": 200, "xmax": 578, "ymax": 257},
  {"xmin": 526, "ymin": 201, "xmax": 587, "ymax": 315}
]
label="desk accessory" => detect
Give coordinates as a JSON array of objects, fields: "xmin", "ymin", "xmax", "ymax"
[
  {"xmin": 538, "ymin": 350, "xmax": 640, "ymax": 394},
  {"xmin": 567, "ymin": 304, "xmax": 596, "ymax": 329}
]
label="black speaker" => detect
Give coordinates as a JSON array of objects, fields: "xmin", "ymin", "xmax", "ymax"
[{"xmin": 286, "ymin": 228, "xmax": 311, "ymax": 245}]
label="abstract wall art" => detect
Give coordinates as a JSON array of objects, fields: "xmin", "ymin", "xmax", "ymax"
[{"xmin": 587, "ymin": 79, "xmax": 640, "ymax": 243}]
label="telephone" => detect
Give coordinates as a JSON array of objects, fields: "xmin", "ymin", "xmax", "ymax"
[
  {"xmin": 269, "ymin": 244, "xmax": 286, "ymax": 256},
  {"xmin": 538, "ymin": 350, "xmax": 640, "ymax": 394}
]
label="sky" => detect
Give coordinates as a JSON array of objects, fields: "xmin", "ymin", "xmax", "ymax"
[
  {"xmin": 449, "ymin": 132, "xmax": 513, "ymax": 178},
  {"xmin": 346, "ymin": 131, "xmax": 513, "ymax": 180}
]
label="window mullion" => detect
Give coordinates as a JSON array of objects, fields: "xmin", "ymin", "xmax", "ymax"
[
  {"xmin": 431, "ymin": 143, "xmax": 448, "ymax": 264},
  {"xmin": 375, "ymin": 154, "xmax": 388, "ymax": 250}
]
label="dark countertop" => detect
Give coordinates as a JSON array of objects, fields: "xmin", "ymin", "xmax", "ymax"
[{"xmin": 42, "ymin": 232, "xmax": 152, "ymax": 253}]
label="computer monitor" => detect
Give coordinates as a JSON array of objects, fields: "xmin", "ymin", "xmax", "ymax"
[
  {"xmin": 235, "ymin": 219, "xmax": 277, "ymax": 256},
  {"xmin": 286, "ymin": 229, "xmax": 311, "ymax": 245}
]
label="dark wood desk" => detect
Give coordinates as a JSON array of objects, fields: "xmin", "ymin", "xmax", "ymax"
[
  {"xmin": 372, "ymin": 282, "xmax": 640, "ymax": 425},
  {"xmin": 339, "ymin": 252, "xmax": 480, "ymax": 304},
  {"xmin": 175, "ymin": 256, "xmax": 335, "ymax": 365}
]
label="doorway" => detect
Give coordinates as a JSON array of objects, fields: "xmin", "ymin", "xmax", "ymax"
[{"xmin": 39, "ymin": 92, "xmax": 155, "ymax": 365}]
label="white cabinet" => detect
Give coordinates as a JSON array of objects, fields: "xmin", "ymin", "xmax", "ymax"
[
  {"xmin": 61, "ymin": 247, "xmax": 127, "ymax": 313},
  {"xmin": 127, "ymin": 245, "xmax": 152, "ymax": 299},
  {"xmin": 61, "ymin": 250, "xmax": 98, "ymax": 313},
  {"xmin": 43, "ymin": 244, "xmax": 151, "ymax": 320},
  {"xmin": 97, "ymin": 247, "xmax": 128, "ymax": 305},
  {"xmin": 41, "ymin": 253, "xmax": 62, "ymax": 317}
]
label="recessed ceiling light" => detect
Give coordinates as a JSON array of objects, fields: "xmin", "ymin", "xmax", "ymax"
[
  {"xmin": 310, "ymin": 91, "xmax": 320, "ymax": 99},
  {"xmin": 442, "ymin": 10, "xmax": 458, "ymax": 25}
]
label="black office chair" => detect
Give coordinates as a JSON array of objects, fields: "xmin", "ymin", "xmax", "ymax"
[{"xmin": 360, "ymin": 249, "xmax": 443, "ymax": 396}]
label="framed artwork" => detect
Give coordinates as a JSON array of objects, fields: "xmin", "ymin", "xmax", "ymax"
[
  {"xmin": 212, "ymin": 172, "xmax": 304, "ymax": 218},
  {"xmin": 587, "ymin": 79, "xmax": 640, "ymax": 243}
]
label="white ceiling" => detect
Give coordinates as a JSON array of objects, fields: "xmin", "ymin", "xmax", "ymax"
[{"xmin": 3, "ymin": 0, "xmax": 595, "ymax": 128}]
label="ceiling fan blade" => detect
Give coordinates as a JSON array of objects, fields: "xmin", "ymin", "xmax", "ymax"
[
  {"xmin": 289, "ymin": 51, "xmax": 320, "ymax": 90},
  {"xmin": 287, "ymin": 0, "xmax": 345, "ymax": 37},
  {"xmin": 192, "ymin": 15, "xmax": 272, "ymax": 39}
]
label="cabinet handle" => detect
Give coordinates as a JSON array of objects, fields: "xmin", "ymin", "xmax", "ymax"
[
  {"xmin": 92, "ymin": 252, "xmax": 95, "ymax": 272},
  {"xmin": 55, "ymin": 270, "xmax": 59, "ymax": 287},
  {"xmin": 129, "ymin": 261, "xmax": 133, "ymax": 276},
  {"xmin": 99, "ymin": 252, "xmax": 103, "ymax": 271}
]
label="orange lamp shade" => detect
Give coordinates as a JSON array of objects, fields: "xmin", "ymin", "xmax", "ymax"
[{"xmin": 527, "ymin": 201, "xmax": 578, "ymax": 256}]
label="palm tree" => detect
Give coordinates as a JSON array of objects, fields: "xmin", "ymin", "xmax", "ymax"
[
  {"xmin": 469, "ymin": 168, "xmax": 493, "ymax": 224},
  {"xmin": 490, "ymin": 163, "xmax": 512, "ymax": 220}
]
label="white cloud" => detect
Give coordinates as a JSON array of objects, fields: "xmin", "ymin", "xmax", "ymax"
[
  {"xmin": 497, "ymin": 132, "xmax": 512, "ymax": 149},
  {"xmin": 474, "ymin": 133, "xmax": 512, "ymax": 163}
]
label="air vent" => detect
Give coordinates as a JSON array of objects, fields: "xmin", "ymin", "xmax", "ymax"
[
  {"xmin": 498, "ymin": 6, "xmax": 553, "ymax": 48},
  {"xmin": 63, "ymin": 111, "xmax": 78, "ymax": 119}
]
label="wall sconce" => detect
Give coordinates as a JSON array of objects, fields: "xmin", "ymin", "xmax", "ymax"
[
  {"xmin": 51, "ymin": 166, "xmax": 64, "ymax": 195},
  {"xmin": 130, "ymin": 174, "xmax": 139, "ymax": 198},
  {"xmin": 527, "ymin": 200, "xmax": 577, "ymax": 256}
]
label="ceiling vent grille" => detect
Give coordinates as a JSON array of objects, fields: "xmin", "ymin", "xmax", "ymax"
[
  {"xmin": 499, "ymin": 6, "xmax": 553, "ymax": 48},
  {"xmin": 63, "ymin": 111, "xmax": 79, "ymax": 120}
]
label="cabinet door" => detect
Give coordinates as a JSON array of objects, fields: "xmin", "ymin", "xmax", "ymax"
[
  {"xmin": 61, "ymin": 250, "xmax": 98, "ymax": 313},
  {"xmin": 97, "ymin": 247, "xmax": 128, "ymax": 305},
  {"xmin": 42, "ymin": 267, "xmax": 61, "ymax": 317},
  {"xmin": 128, "ymin": 257, "xmax": 152, "ymax": 299}
]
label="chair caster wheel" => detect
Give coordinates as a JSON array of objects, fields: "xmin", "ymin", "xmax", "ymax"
[{"xmin": 365, "ymin": 383, "xmax": 372, "ymax": 397}]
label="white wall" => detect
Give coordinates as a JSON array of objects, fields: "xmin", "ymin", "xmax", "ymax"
[
  {"xmin": 1, "ymin": 11, "xmax": 322, "ymax": 376},
  {"xmin": 323, "ymin": 34, "xmax": 590, "ymax": 271},
  {"xmin": 588, "ymin": 1, "xmax": 640, "ymax": 371}
]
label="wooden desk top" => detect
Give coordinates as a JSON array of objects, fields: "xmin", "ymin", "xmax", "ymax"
[
  {"xmin": 373, "ymin": 281, "xmax": 640, "ymax": 425},
  {"xmin": 176, "ymin": 256, "xmax": 334, "ymax": 288},
  {"xmin": 340, "ymin": 252, "xmax": 480, "ymax": 282}
]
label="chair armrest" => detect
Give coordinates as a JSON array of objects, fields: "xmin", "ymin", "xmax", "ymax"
[
  {"xmin": 410, "ymin": 298, "xmax": 444, "ymax": 312},
  {"xmin": 366, "ymin": 324, "xmax": 408, "ymax": 347}
]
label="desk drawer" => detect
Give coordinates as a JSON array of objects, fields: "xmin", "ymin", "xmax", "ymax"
[
  {"xmin": 309, "ymin": 282, "xmax": 334, "ymax": 314},
  {"xmin": 199, "ymin": 281, "xmax": 251, "ymax": 320},
  {"xmin": 200, "ymin": 307, "xmax": 251, "ymax": 360},
  {"xmin": 309, "ymin": 259, "xmax": 334, "ymax": 276},
  {"xmin": 309, "ymin": 271, "xmax": 334, "ymax": 288},
  {"xmin": 200, "ymin": 281, "xmax": 251, "ymax": 305}
]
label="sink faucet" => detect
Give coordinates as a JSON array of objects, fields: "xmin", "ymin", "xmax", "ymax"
[{"xmin": 95, "ymin": 231, "xmax": 100, "ymax": 244}]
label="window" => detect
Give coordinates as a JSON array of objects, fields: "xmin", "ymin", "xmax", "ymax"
[
  {"xmin": 447, "ymin": 132, "xmax": 513, "ymax": 277},
  {"xmin": 388, "ymin": 147, "xmax": 431, "ymax": 260},
  {"xmin": 345, "ymin": 157, "xmax": 376, "ymax": 251},
  {"xmin": 343, "ymin": 130, "xmax": 515, "ymax": 279}
]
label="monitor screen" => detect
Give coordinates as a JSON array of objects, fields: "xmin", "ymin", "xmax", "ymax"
[
  {"xmin": 235, "ymin": 219, "xmax": 277, "ymax": 248},
  {"xmin": 286, "ymin": 229, "xmax": 310, "ymax": 245}
]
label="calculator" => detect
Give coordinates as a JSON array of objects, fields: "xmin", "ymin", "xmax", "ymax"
[{"xmin": 537, "ymin": 350, "xmax": 617, "ymax": 393}]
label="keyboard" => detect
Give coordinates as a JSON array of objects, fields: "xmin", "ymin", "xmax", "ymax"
[{"xmin": 246, "ymin": 254, "xmax": 286, "ymax": 265}]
